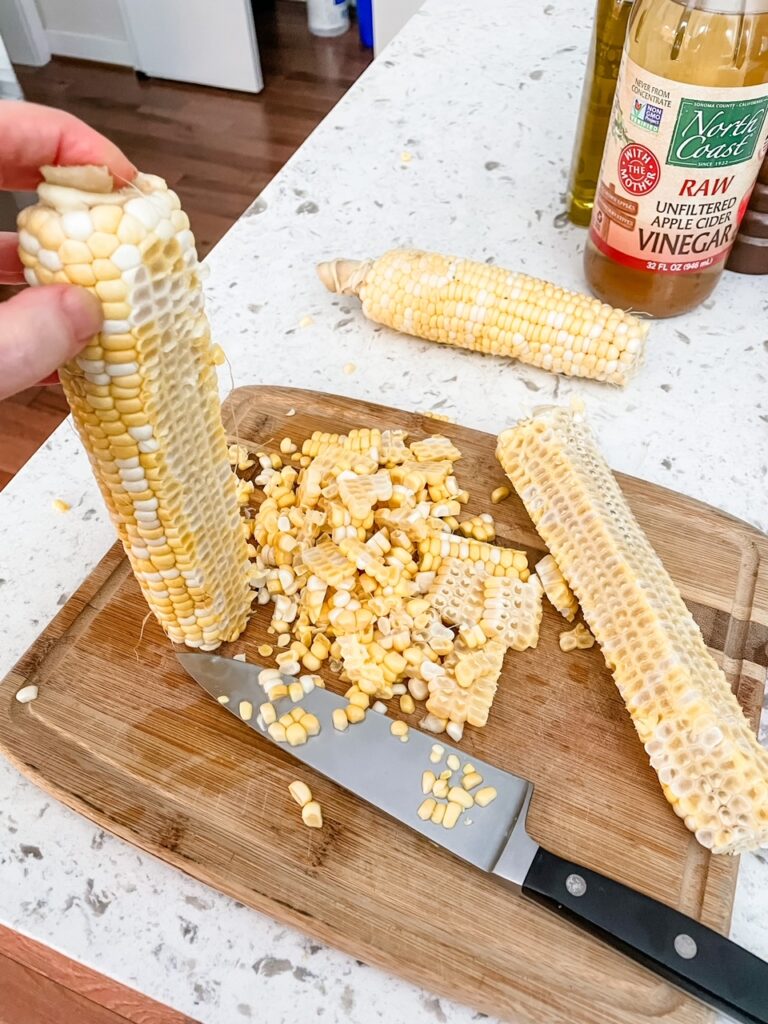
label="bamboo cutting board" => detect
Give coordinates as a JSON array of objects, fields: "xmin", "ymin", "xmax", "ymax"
[{"xmin": 1, "ymin": 386, "xmax": 767, "ymax": 1024}]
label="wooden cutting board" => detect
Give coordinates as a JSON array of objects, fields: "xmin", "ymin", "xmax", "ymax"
[{"xmin": 2, "ymin": 385, "xmax": 767, "ymax": 1024}]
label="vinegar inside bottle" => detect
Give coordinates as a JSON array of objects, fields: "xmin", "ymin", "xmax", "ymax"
[{"xmin": 585, "ymin": 0, "xmax": 768, "ymax": 317}]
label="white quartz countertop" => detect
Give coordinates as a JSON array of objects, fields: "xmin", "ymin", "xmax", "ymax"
[{"xmin": 1, "ymin": 1, "xmax": 767, "ymax": 1021}]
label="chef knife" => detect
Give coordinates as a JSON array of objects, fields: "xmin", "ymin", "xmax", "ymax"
[{"xmin": 177, "ymin": 652, "xmax": 768, "ymax": 1024}]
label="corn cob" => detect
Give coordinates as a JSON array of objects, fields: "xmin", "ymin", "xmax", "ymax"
[
  {"xmin": 17, "ymin": 166, "xmax": 252, "ymax": 649},
  {"xmin": 317, "ymin": 249, "xmax": 648, "ymax": 386},
  {"xmin": 496, "ymin": 406, "xmax": 768, "ymax": 854}
]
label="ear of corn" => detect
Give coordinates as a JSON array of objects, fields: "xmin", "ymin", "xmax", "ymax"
[
  {"xmin": 317, "ymin": 249, "xmax": 648, "ymax": 386},
  {"xmin": 496, "ymin": 406, "xmax": 768, "ymax": 854},
  {"xmin": 17, "ymin": 166, "xmax": 253, "ymax": 649}
]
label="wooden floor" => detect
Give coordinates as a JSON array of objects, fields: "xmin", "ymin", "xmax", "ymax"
[
  {"xmin": 0, "ymin": 923, "xmax": 198, "ymax": 1024},
  {"xmin": 0, "ymin": 0, "xmax": 371, "ymax": 492}
]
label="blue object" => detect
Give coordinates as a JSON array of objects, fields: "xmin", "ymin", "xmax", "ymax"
[{"xmin": 357, "ymin": 0, "xmax": 373, "ymax": 48}]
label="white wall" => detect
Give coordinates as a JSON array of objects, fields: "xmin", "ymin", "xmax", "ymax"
[
  {"xmin": 34, "ymin": 0, "xmax": 135, "ymax": 66},
  {"xmin": 373, "ymin": 0, "xmax": 423, "ymax": 54}
]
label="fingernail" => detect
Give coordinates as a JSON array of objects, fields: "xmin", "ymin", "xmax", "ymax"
[{"xmin": 59, "ymin": 287, "xmax": 103, "ymax": 339}]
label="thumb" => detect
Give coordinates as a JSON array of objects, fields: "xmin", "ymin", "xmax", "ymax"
[{"xmin": 0, "ymin": 285, "xmax": 102, "ymax": 400}]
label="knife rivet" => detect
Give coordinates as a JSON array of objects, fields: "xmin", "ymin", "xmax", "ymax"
[
  {"xmin": 674, "ymin": 934, "xmax": 697, "ymax": 959},
  {"xmin": 565, "ymin": 873, "xmax": 587, "ymax": 897}
]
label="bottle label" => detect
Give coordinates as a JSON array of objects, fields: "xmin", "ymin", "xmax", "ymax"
[{"xmin": 590, "ymin": 56, "xmax": 768, "ymax": 274}]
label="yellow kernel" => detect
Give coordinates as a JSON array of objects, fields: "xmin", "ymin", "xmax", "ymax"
[
  {"xmin": 417, "ymin": 798, "xmax": 436, "ymax": 821},
  {"xmin": 346, "ymin": 704, "xmax": 366, "ymax": 724},
  {"xmin": 421, "ymin": 770, "xmax": 436, "ymax": 794},
  {"xmin": 268, "ymin": 684, "xmax": 288, "ymax": 701},
  {"xmin": 52, "ymin": 498, "xmax": 71, "ymax": 513},
  {"xmin": 290, "ymin": 707, "xmax": 304, "ymax": 721},
  {"xmin": 286, "ymin": 721, "xmax": 308, "ymax": 746},
  {"xmin": 259, "ymin": 702, "xmax": 276, "ymax": 725},
  {"xmin": 491, "ymin": 486, "xmax": 511, "ymax": 504},
  {"xmin": 446, "ymin": 754, "xmax": 460, "ymax": 772},
  {"xmin": 302, "ymin": 800, "xmax": 323, "ymax": 828},
  {"xmin": 390, "ymin": 720, "xmax": 408, "ymax": 738},
  {"xmin": 448, "ymin": 786, "xmax": 474, "ymax": 809},
  {"xmin": 475, "ymin": 786, "xmax": 498, "ymax": 807},
  {"xmin": 332, "ymin": 708, "xmax": 349, "ymax": 731},
  {"xmin": 430, "ymin": 801, "xmax": 446, "ymax": 825},
  {"xmin": 462, "ymin": 771, "xmax": 484, "ymax": 791},
  {"xmin": 288, "ymin": 780, "xmax": 312, "ymax": 807},
  {"xmin": 288, "ymin": 681, "xmax": 304, "ymax": 703},
  {"xmin": 348, "ymin": 690, "xmax": 370, "ymax": 710},
  {"xmin": 268, "ymin": 722, "xmax": 287, "ymax": 743},
  {"xmin": 258, "ymin": 643, "xmax": 273, "ymax": 657},
  {"xmin": 432, "ymin": 778, "xmax": 449, "ymax": 799},
  {"xmin": 399, "ymin": 693, "xmax": 415, "ymax": 715},
  {"xmin": 301, "ymin": 713, "xmax": 320, "ymax": 736},
  {"xmin": 238, "ymin": 700, "xmax": 253, "ymax": 722},
  {"xmin": 443, "ymin": 801, "xmax": 462, "ymax": 829}
]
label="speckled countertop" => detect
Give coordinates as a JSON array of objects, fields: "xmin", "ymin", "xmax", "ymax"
[{"xmin": 1, "ymin": 2, "xmax": 767, "ymax": 1021}]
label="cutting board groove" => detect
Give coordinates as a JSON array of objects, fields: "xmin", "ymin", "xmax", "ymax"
[{"xmin": 2, "ymin": 386, "xmax": 767, "ymax": 1024}]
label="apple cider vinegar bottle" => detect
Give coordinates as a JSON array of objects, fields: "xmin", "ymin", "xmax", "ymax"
[{"xmin": 584, "ymin": 0, "xmax": 768, "ymax": 317}]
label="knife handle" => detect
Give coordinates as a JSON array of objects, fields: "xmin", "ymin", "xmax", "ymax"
[{"xmin": 522, "ymin": 847, "xmax": 768, "ymax": 1024}]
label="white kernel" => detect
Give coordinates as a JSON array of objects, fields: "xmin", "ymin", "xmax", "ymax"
[
  {"xmin": 62, "ymin": 210, "xmax": 94, "ymax": 241},
  {"xmin": 125, "ymin": 196, "xmax": 161, "ymax": 230},
  {"xmin": 15, "ymin": 685, "xmax": 39, "ymax": 704},
  {"xmin": 111, "ymin": 244, "xmax": 142, "ymax": 270}
]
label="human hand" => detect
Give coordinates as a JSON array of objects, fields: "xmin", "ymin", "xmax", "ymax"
[{"xmin": 0, "ymin": 101, "xmax": 137, "ymax": 400}]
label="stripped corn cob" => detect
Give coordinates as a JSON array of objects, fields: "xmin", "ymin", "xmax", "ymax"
[
  {"xmin": 18, "ymin": 167, "xmax": 252, "ymax": 649},
  {"xmin": 317, "ymin": 249, "xmax": 648, "ymax": 386},
  {"xmin": 536, "ymin": 554, "xmax": 579, "ymax": 622},
  {"xmin": 497, "ymin": 407, "xmax": 768, "ymax": 854}
]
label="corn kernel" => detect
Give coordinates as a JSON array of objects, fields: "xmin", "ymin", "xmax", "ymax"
[
  {"xmin": 268, "ymin": 722, "xmax": 287, "ymax": 743},
  {"xmin": 430, "ymin": 801, "xmax": 446, "ymax": 825},
  {"xmin": 332, "ymin": 708, "xmax": 349, "ymax": 731},
  {"xmin": 462, "ymin": 771, "xmax": 483, "ymax": 791},
  {"xmin": 474, "ymin": 786, "xmax": 497, "ymax": 807},
  {"xmin": 289, "ymin": 780, "xmax": 312, "ymax": 807},
  {"xmin": 302, "ymin": 800, "xmax": 323, "ymax": 828},
  {"xmin": 417, "ymin": 798, "xmax": 436, "ymax": 821},
  {"xmin": 443, "ymin": 801, "xmax": 462, "ymax": 829},
  {"xmin": 448, "ymin": 786, "xmax": 474, "ymax": 809},
  {"xmin": 286, "ymin": 721, "xmax": 308, "ymax": 746},
  {"xmin": 259, "ymin": 702, "xmax": 276, "ymax": 726}
]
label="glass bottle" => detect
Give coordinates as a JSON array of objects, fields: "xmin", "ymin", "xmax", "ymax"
[
  {"xmin": 567, "ymin": 0, "xmax": 635, "ymax": 226},
  {"xmin": 584, "ymin": 0, "xmax": 768, "ymax": 317}
]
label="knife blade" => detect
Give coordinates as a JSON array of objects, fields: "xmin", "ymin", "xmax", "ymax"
[{"xmin": 178, "ymin": 652, "xmax": 768, "ymax": 1024}]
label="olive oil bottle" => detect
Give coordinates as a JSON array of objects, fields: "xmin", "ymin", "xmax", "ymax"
[
  {"xmin": 567, "ymin": 0, "xmax": 635, "ymax": 225},
  {"xmin": 584, "ymin": 0, "xmax": 768, "ymax": 317}
]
